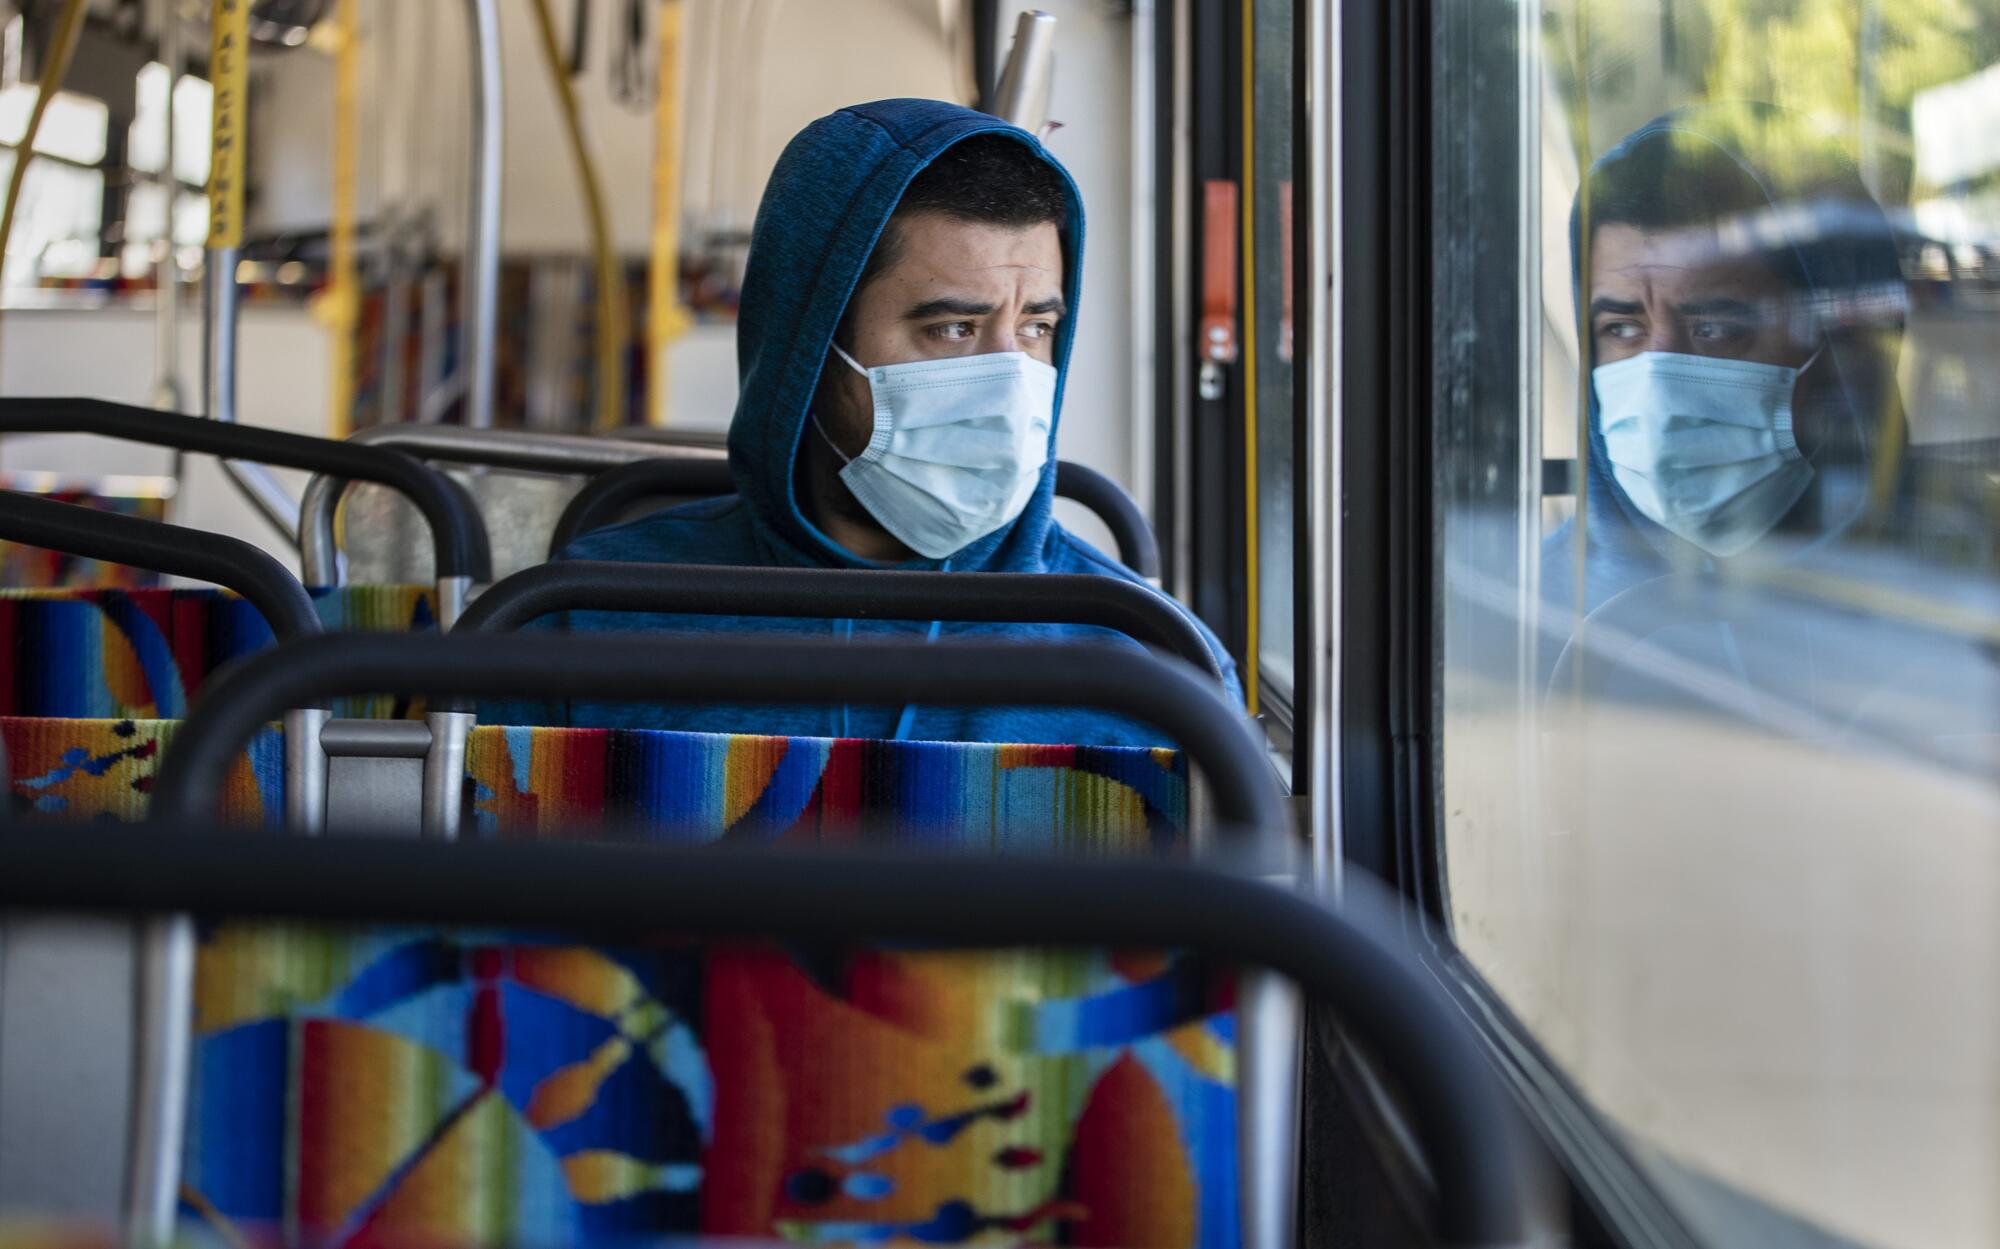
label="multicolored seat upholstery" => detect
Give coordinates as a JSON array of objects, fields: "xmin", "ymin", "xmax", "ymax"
[
  {"xmin": 184, "ymin": 923, "xmax": 1237, "ymax": 1249},
  {"xmin": 0, "ymin": 484, "xmax": 169, "ymax": 589},
  {"xmin": 2, "ymin": 717, "xmax": 1226, "ymax": 1247},
  {"xmin": 1, "ymin": 721, "xmax": 1188, "ymax": 847},
  {"xmin": 1, "ymin": 717, "xmax": 280, "ymax": 824},
  {"xmin": 0, "ymin": 585, "xmax": 437, "ymax": 721},
  {"xmin": 465, "ymin": 725, "xmax": 1189, "ymax": 850}
]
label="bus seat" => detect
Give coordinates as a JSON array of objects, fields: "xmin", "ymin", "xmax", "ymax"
[
  {"xmin": 2, "ymin": 717, "xmax": 280, "ymax": 824},
  {"xmin": 2, "ymin": 719, "xmax": 1190, "ymax": 846},
  {"xmin": 180, "ymin": 921, "xmax": 1236, "ymax": 1248},
  {"xmin": 0, "ymin": 586, "xmax": 438, "ymax": 721},
  {"xmin": 463, "ymin": 724, "xmax": 1188, "ymax": 848}
]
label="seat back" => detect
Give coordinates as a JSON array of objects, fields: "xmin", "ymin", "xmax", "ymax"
[
  {"xmin": 182, "ymin": 921, "xmax": 1236, "ymax": 1247},
  {"xmin": 466, "ymin": 723, "xmax": 1189, "ymax": 850},
  {"xmin": 0, "ymin": 586, "xmax": 437, "ymax": 720},
  {"xmin": 2, "ymin": 717, "xmax": 280, "ymax": 823}
]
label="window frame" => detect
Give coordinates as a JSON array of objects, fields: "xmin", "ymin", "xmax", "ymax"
[{"xmin": 1314, "ymin": 2, "xmax": 1721, "ymax": 1245}]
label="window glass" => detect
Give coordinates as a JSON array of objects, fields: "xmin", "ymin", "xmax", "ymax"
[
  {"xmin": 1249, "ymin": 0, "xmax": 1295, "ymax": 704},
  {"xmin": 1436, "ymin": 4, "xmax": 2000, "ymax": 1248},
  {"xmin": 130, "ymin": 64, "xmax": 214, "ymax": 186},
  {"xmin": 0, "ymin": 86, "xmax": 107, "ymax": 165},
  {"xmin": 0, "ymin": 153, "xmax": 104, "ymax": 286}
]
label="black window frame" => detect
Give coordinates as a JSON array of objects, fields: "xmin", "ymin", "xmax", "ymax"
[{"xmin": 1328, "ymin": 2, "xmax": 1721, "ymax": 1245}]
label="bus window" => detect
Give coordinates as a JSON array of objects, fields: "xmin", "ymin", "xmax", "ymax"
[
  {"xmin": 1435, "ymin": 4, "xmax": 2000, "ymax": 1248},
  {"xmin": 1248, "ymin": 0, "xmax": 1295, "ymax": 716}
]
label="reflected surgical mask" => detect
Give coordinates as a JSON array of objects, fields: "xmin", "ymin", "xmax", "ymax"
[
  {"xmin": 813, "ymin": 342, "xmax": 1055, "ymax": 559},
  {"xmin": 1594, "ymin": 349, "xmax": 1819, "ymax": 558}
]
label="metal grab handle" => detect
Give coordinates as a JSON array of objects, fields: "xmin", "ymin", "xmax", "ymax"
[
  {"xmin": 296, "ymin": 425, "xmax": 722, "ymax": 586},
  {"xmin": 0, "ymin": 490, "xmax": 319, "ymax": 640},
  {"xmin": 1050, "ymin": 461, "xmax": 1162, "ymax": 578},
  {"xmin": 150, "ymin": 633, "xmax": 1282, "ymax": 830},
  {"xmin": 0, "ymin": 398, "xmax": 491, "ymax": 583},
  {"xmin": 549, "ymin": 456, "xmax": 1163, "ymax": 576},
  {"xmin": 546, "ymin": 455, "xmax": 727, "ymax": 553},
  {"xmin": 448, "ymin": 561, "xmax": 1219, "ymax": 684},
  {"xmin": 0, "ymin": 829, "xmax": 1537, "ymax": 1247}
]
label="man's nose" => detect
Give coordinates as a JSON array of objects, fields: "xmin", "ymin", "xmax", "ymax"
[
  {"xmin": 978, "ymin": 322, "xmax": 1020, "ymax": 354},
  {"xmin": 1647, "ymin": 314, "xmax": 1692, "ymax": 354}
]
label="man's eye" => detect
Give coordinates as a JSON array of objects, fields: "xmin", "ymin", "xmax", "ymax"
[
  {"xmin": 928, "ymin": 321, "xmax": 977, "ymax": 341},
  {"xmin": 1692, "ymin": 320, "xmax": 1750, "ymax": 343},
  {"xmin": 1021, "ymin": 320, "xmax": 1056, "ymax": 339},
  {"xmin": 1596, "ymin": 320, "xmax": 1642, "ymax": 341}
]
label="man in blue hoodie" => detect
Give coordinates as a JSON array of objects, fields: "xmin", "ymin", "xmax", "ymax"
[{"xmin": 522, "ymin": 100, "xmax": 1239, "ymax": 743}]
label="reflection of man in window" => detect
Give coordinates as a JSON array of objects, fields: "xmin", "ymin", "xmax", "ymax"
[
  {"xmin": 1551, "ymin": 103, "xmax": 1909, "ymax": 617},
  {"xmin": 1541, "ymin": 105, "xmax": 1996, "ymax": 772}
]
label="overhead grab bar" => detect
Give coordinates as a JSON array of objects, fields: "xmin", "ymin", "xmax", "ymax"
[
  {"xmin": 451, "ymin": 560, "xmax": 1219, "ymax": 682},
  {"xmin": 151, "ymin": 632, "xmax": 1281, "ymax": 830},
  {"xmin": 296, "ymin": 424, "xmax": 722, "ymax": 586},
  {"xmin": 0, "ymin": 827, "xmax": 1537, "ymax": 1249},
  {"xmin": 0, "ymin": 399, "xmax": 492, "ymax": 620},
  {"xmin": 549, "ymin": 455, "xmax": 1163, "ymax": 577}
]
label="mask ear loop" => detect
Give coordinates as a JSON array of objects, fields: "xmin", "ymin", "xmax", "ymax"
[
  {"xmin": 810, "ymin": 342, "xmax": 872, "ymax": 466},
  {"xmin": 809, "ymin": 410, "xmax": 853, "ymax": 466},
  {"xmin": 830, "ymin": 340, "xmax": 870, "ymax": 378}
]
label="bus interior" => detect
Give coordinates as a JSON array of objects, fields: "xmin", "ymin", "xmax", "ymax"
[{"xmin": 0, "ymin": 3, "xmax": 1994, "ymax": 1249}]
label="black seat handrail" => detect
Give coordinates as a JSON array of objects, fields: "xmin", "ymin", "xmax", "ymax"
[
  {"xmin": 0, "ymin": 826, "xmax": 1535, "ymax": 1247},
  {"xmin": 451, "ymin": 561, "xmax": 1222, "ymax": 685},
  {"xmin": 549, "ymin": 456, "xmax": 1163, "ymax": 578},
  {"xmin": 150, "ymin": 632, "xmax": 1281, "ymax": 829},
  {"xmin": 0, "ymin": 490, "xmax": 320, "ymax": 640},
  {"xmin": 0, "ymin": 398, "xmax": 492, "ymax": 583}
]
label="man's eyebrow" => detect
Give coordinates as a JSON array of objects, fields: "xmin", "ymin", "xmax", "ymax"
[
  {"xmin": 1673, "ymin": 296, "xmax": 1767, "ymax": 319},
  {"xmin": 1023, "ymin": 296, "xmax": 1067, "ymax": 317},
  {"xmin": 1588, "ymin": 296, "xmax": 1644, "ymax": 318},
  {"xmin": 904, "ymin": 296, "xmax": 998, "ymax": 319}
]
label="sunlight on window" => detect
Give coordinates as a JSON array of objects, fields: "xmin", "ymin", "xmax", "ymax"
[
  {"xmin": 0, "ymin": 150, "xmax": 104, "ymax": 286},
  {"xmin": 129, "ymin": 63, "xmax": 213, "ymax": 185},
  {"xmin": 0, "ymin": 87, "xmax": 108, "ymax": 165}
]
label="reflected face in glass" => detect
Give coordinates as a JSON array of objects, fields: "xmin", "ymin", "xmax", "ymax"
[{"xmin": 1588, "ymin": 224, "xmax": 1813, "ymax": 369}]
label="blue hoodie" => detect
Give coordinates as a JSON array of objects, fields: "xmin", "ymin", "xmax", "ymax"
[
  {"xmin": 498, "ymin": 99, "xmax": 1240, "ymax": 744},
  {"xmin": 1537, "ymin": 104, "xmax": 1998, "ymax": 775}
]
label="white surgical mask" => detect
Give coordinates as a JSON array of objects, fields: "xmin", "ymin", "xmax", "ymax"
[
  {"xmin": 1594, "ymin": 349, "xmax": 1819, "ymax": 558},
  {"xmin": 812, "ymin": 342, "xmax": 1055, "ymax": 559}
]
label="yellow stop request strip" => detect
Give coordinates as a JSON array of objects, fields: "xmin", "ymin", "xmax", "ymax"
[{"xmin": 207, "ymin": 0, "xmax": 251, "ymax": 249}]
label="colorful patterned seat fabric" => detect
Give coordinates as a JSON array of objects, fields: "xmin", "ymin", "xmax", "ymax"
[
  {"xmin": 0, "ymin": 585, "xmax": 437, "ymax": 721},
  {"xmin": 2, "ymin": 716, "xmax": 280, "ymax": 823},
  {"xmin": 465, "ymin": 725, "xmax": 1189, "ymax": 850},
  {"xmin": 185, "ymin": 923, "xmax": 1238, "ymax": 1249}
]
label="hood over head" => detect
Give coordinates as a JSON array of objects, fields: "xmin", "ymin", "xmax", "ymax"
[
  {"xmin": 1568, "ymin": 101, "xmax": 1910, "ymax": 569},
  {"xmin": 727, "ymin": 98, "xmax": 1085, "ymax": 572}
]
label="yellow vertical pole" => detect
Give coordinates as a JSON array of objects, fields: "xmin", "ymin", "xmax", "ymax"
[
  {"xmin": 206, "ymin": 0, "xmax": 249, "ymax": 249},
  {"xmin": 315, "ymin": 0, "xmax": 361, "ymax": 436},
  {"xmin": 529, "ymin": 0, "xmax": 627, "ymax": 429},
  {"xmin": 647, "ymin": 0, "xmax": 692, "ymax": 427},
  {"xmin": 1240, "ymin": 0, "xmax": 1261, "ymax": 717}
]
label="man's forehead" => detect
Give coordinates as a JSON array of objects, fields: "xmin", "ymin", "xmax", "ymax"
[
  {"xmin": 1590, "ymin": 223, "xmax": 1787, "ymax": 295},
  {"xmin": 885, "ymin": 215, "xmax": 1063, "ymax": 282}
]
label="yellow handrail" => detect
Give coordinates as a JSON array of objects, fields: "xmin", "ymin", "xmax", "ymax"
[
  {"xmin": 528, "ymin": 0, "xmax": 629, "ymax": 430},
  {"xmin": 314, "ymin": 0, "xmax": 360, "ymax": 437},
  {"xmin": 646, "ymin": 0, "xmax": 692, "ymax": 427}
]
